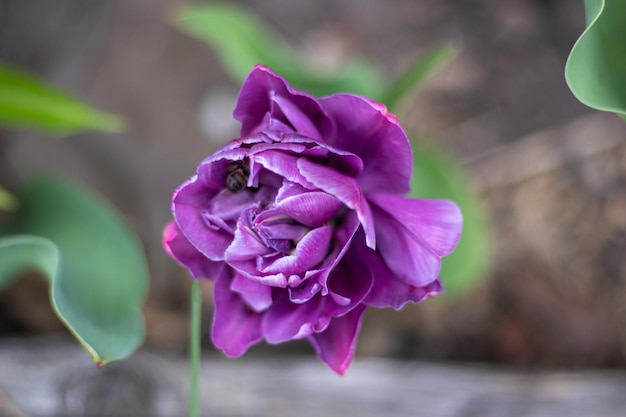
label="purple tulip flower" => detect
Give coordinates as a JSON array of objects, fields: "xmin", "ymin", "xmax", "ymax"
[{"xmin": 163, "ymin": 65, "xmax": 462, "ymax": 374}]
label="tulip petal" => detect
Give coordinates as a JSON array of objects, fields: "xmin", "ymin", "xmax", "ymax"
[
  {"xmin": 230, "ymin": 273, "xmax": 273, "ymax": 312},
  {"xmin": 212, "ymin": 271, "xmax": 264, "ymax": 357},
  {"xmin": 369, "ymin": 194, "xmax": 463, "ymax": 257},
  {"xmin": 325, "ymin": 248, "xmax": 374, "ymax": 316},
  {"xmin": 319, "ymin": 94, "xmax": 412, "ymax": 194},
  {"xmin": 287, "ymin": 211, "xmax": 361, "ymax": 303},
  {"xmin": 298, "ymin": 158, "xmax": 375, "ymax": 248},
  {"xmin": 234, "ymin": 65, "xmax": 332, "ymax": 140},
  {"xmin": 368, "ymin": 194, "xmax": 462, "ymax": 287},
  {"xmin": 173, "ymin": 178, "xmax": 233, "ymax": 261},
  {"xmin": 162, "ymin": 222, "xmax": 225, "ymax": 280},
  {"xmin": 258, "ymin": 226, "xmax": 333, "ymax": 275},
  {"xmin": 261, "ymin": 291, "xmax": 325, "ymax": 343},
  {"xmin": 260, "ymin": 191, "xmax": 342, "ymax": 228},
  {"xmin": 308, "ymin": 304, "xmax": 367, "ymax": 375},
  {"xmin": 345, "ymin": 234, "xmax": 444, "ymax": 309},
  {"xmin": 253, "ymin": 150, "xmax": 316, "ymax": 189}
]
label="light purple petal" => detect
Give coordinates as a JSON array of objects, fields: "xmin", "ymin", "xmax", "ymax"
[
  {"xmin": 308, "ymin": 304, "xmax": 367, "ymax": 375},
  {"xmin": 234, "ymin": 65, "xmax": 333, "ymax": 140},
  {"xmin": 207, "ymin": 189, "xmax": 258, "ymax": 223},
  {"xmin": 257, "ymin": 191, "xmax": 342, "ymax": 228},
  {"xmin": 253, "ymin": 150, "xmax": 316, "ymax": 189},
  {"xmin": 288, "ymin": 274, "xmax": 323, "ymax": 303},
  {"xmin": 287, "ymin": 211, "xmax": 361, "ymax": 304},
  {"xmin": 224, "ymin": 221, "xmax": 292, "ymax": 287},
  {"xmin": 212, "ymin": 271, "xmax": 264, "ymax": 356},
  {"xmin": 258, "ymin": 226, "xmax": 333, "ymax": 275},
  {"xmin": 319, "ymin": 93, "xmax": 412, "ymax": 194},
  {"xmin": 274, "ymin": 181, "xmax": 308, "ymax": 203},
  {"xmin": 162, "ymin": 222, "xmax": 225, "ymax": 280},
  {"xmin": 369, "ymin": 194, "xmax": 462, "ymax": 257},
  {"xmin": 230, "ymin": 273, "xmax": 273, "ymax": 312},
  {"xmin": 298, "ymin": 158, "xmax": 376, "ymax": 248},
  {"xmin": 368, "ymin": 194, "xmax": 462, "ymax": 287}
]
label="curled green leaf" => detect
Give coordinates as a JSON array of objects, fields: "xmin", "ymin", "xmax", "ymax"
[
  {"xmin": 565, "ymin": 0, "xmax": 626, "ymax": 117},
  {"xmin": 1, "ymin": 178, "xmax": 148, "ymax": 365},
  {"xmin": 0, "ymin": 62, "xmax": 125, "ymax": 135}
]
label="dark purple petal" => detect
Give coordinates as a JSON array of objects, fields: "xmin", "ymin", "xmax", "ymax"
[
  {"xmin": 368, "ymin": 194, "xmax": 462, "ymax": 287},
  {"xmin": 261, "ymin": 291, "xmax": 325, "ymax": 343},
  {"xmin": 319, "ymin": 93, "xmax": 412, "ymax": 194},
  {"xmin": 325, "ymin": 247, "xmax": 374, "ymax": 315},
  {"xmin": 277, "ymin": 133, "xmax": 364, "ymax": 177},
  {"xmin": 212, "ymin": 271, "xmax": 263, "ymax": 356},
  {"xmin": 162, "ymin": 222, "xmax": 225, "ymax": 280},
  {"xmin": 230, "ymin": 273, "xmax": 273, "ymax": 312},
  {"xmin": 298, "ymin": 158, "xmax": 376, "ymax": 248},
  {"xmin": 173, "ymin": 178, "xmax": 233, "ymax": 261},
  {"xmin": 271, "ymin": 94, "xmax": 325, "ymax": 140},
  {"xmin": 366, "ymin": 277, "xmax": 444, "ymax": 310},
  {"xmin": 308, "ymin": 304, "xmax": 367, "ymax": 375},
  {"xmin": 234, "ymin": 65, "xmax": 333, "ymax": 140},
  {"xmin": 343, "ymin": 232, "xmax": 445, "ymax": 309}
]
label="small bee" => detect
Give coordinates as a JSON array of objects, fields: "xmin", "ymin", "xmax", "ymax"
[{"xmin": 225, "ymin": 159, "xmax": 250, "ymax": 193}]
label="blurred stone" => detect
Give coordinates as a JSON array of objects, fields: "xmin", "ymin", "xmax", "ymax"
[{"xmin": 2, "ymin": 337, "xmax": 626, "ymax": 417}]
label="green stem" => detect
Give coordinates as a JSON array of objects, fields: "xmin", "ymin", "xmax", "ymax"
[{"xmin": 189, "ymin": 280, "xmax": 202, "ymax": 417}]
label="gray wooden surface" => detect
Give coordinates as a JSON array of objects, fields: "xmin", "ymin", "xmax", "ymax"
[{"xmin": 1, "ymin": 337, "xmax": 626, "ymax": 417}]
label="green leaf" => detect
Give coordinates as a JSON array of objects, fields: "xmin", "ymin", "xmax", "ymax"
[
  {"xmin": 0, "ymin": 62, "xmax": 125, "ymax": 135},
  {"xmin": 383, "ymin": 45, "xmax": 456, "ymax": 112},
  {"xmin": 565, "ymin": 0, "xmax": 626, "ymax": 117},
  {"xmin": 175, "ymin": 3, "xmax": 383, "ymax": 98},
  {"xmin": 0, "ymin": 186, "xmax": 18, "ymax": 212},
  {"xmin": 2, "ymin": 177, "xmax": 148, "ymax": 365},
  {"xmin": 408, "ymin": 142, "xmax": 490, "ymax": 297}
]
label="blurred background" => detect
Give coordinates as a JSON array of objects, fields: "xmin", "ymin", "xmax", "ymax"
[{"xmin": 2, "ymin": 0, "xmax": 626, "ymax": 408}]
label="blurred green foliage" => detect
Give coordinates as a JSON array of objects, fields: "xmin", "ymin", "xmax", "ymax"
[
  {"xmin": 0, "ymin": 65, "xmax": 147, "ymax": 365},
  {"xmin": 0, "ymin": 62, "xmax": 124, "ymax": 135}
]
